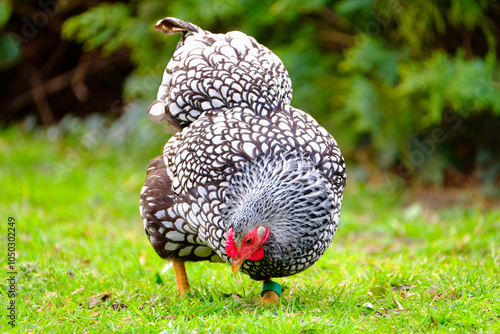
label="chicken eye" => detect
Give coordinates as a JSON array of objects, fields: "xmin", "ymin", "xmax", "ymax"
[{"xmin": 244, "ymin": 238, "xmax": 254, "ymax": 245}]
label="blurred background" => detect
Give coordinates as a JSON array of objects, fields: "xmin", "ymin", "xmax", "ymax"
[{"xmin": 1, "ymin": 0, "xmax": 500, "ymax": 202}]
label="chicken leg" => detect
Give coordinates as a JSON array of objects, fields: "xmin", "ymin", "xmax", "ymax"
[
  {"xmin": 173, "ymin": 260, "xmax": 190, "ymax": 295},
  {"xmin": 260, "ymin": 279, "xmax": 281, "ymax": 305}
]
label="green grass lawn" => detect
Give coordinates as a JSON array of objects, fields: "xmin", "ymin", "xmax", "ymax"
[{"xmin": 1, "ymin": 118, "xmax": 499, "ymax": 333}]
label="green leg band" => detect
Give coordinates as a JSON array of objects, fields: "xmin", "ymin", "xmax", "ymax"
[{"xmin": 261, "ymin": 280, "xmax": 282, "ymax": 297}]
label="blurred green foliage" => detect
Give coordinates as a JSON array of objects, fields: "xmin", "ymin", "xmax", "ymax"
[
  {"xmin": 0, "ymin": 0, "xmax": 21, "ymax": 69},
  {"xmin": 4, "ymin": 0, "xmax": 500, "ymax": 187}
]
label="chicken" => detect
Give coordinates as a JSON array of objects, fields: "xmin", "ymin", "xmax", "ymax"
[{"xmin": 140, "ymin": 17, "xmax": 346, "ymax": 304}]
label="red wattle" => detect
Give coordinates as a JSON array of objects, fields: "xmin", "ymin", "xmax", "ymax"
[{"xmin": 248, "ymin": 247, "xmax": 264, "ymax": 261}]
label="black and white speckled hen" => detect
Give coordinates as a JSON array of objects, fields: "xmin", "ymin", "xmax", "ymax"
[{"xmin": 140, "ymin": 17, "xmax": 346, "ymax": 304}]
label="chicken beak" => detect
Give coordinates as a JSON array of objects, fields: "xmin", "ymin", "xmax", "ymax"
[{"xmin": 231, "ymin": 254, "xmax": 249, "ymax": 274}]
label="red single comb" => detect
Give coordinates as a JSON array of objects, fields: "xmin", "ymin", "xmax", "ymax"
[{"xmin": 226, "ymin": 228, "xmax": 237, "ymax": 258}]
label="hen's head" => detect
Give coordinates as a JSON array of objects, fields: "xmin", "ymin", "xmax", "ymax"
[
  {"xmin": 223, "ymin": 153, "xmax": 335, "ymax": 274},
  {"xmin": 226, "ymin": 225, "xmax": 269, "ymax": 273}
]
